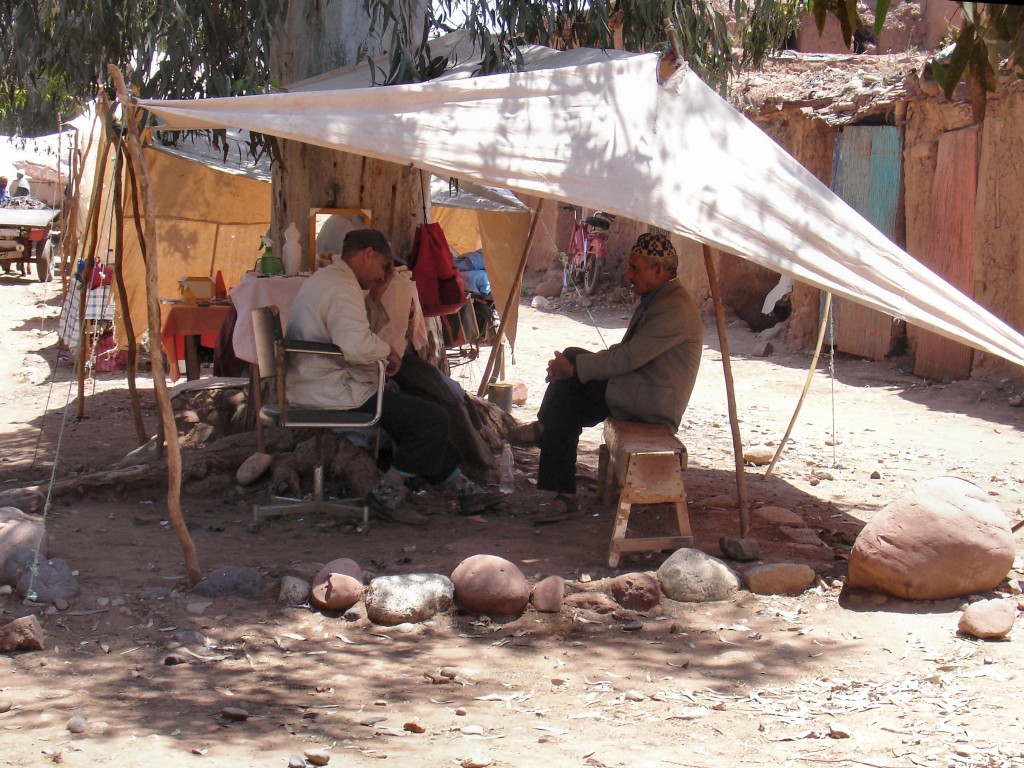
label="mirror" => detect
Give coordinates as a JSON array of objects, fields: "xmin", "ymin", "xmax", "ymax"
[{"xmin": 309, "ymin": 207, "xmax": 372, "ymax": 270}]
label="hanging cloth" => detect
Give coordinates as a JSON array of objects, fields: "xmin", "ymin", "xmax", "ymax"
[{"xmin": 406, "ymin": 222, "xmax": 466, "ymax": 317}]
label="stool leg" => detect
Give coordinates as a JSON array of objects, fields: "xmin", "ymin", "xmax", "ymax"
[
  {"xmin": 608, "ymin": 499, "xmax": 632, "ymax": 568},
  {"xmin": 673, "ymin": 499, "xmax": 692, "ymax": 539}
]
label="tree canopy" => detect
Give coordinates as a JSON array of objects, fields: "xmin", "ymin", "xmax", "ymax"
[{"xmin": 1, "ymin": 0, "xmax": 1021, "ymax": 137}]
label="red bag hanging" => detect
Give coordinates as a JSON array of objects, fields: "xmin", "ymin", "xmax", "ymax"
[{"xmin": 406, "ymin": 223, "xmax": 466, "ymax": 317}]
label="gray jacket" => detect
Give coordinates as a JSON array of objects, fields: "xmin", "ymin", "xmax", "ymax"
[{"xmin": 574, "ymin": 279, "xmax": 702, "ymax": 428}]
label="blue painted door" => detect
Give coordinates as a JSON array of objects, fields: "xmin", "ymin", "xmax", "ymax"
[{"xmin": 831, "ymin": 126, "xmax": 904, "ymax": 360}]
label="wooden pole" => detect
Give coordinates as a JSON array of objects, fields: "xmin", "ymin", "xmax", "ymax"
[
  {"xmin": 764, "ymin": 292, "xmax": 833, "ymax": 478},
  {"xmin": 74, "ymin": 99, "xmax": 113, "ymax": 417},
  {"xmin": 123, "ymin": 146, "xmax": 162, "ymax": 457},
  {"xmin": 109, "ymin": 64, "xmax": 201, "ymax": 585},
  {"xmin": 110, "ymin": 138, "xmax": 148, "ymax": 445},
  {"xmin": 702, "ymin": 244, "xmax": 750, "ymax": 538},
  {"xmin": 476, "ymin": 198, "xmax": 546, "ymax": 398}
]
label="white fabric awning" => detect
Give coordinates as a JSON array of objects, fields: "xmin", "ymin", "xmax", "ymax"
[{"xmin": 139, "ymin": 43, "xmax": 1024, "ymax": 369}]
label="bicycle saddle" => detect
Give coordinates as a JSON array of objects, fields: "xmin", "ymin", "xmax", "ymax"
[{"xmin": 585, "ymin": 212, "xmax": 614, "ymax": 230}]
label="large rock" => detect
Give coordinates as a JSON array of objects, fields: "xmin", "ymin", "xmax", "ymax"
[
  {"xmin": 0, "ymin": 508, "xmax": 47, "ymax": 586},
  {"xmin": 236, "ymin": 452, "xmax": 273, "ymax": 485},
  {"xmin": 0, "ymin": 489, "xmax": 45, "ymax": 514},
  {"xmin": 531, "ymin": 576, "xmax": 565, "ymax": 613},
  {"xmin": 364, "ymin": 573, "xmax": 454, "ymax": 625},
  {"xmin": 193, "ymin": 565, "xmax": 263, "ymax": 600},
  {"xmin": 958, "ymin": 599, "xmax": 1016, "ymax": 639},
  {"xmin": 743, "ymin": 563, "xmax": 817, "ymax": 595},
  {"xmin": 310, "ymin": 558, "xmax": 363, "ymax": 612},
  {"xmin": 16, "ymin": 557, "xmax": 79, "ymax": 603},
  {"xmin": 610, "ymin": 572, "xmax": 661, "ymax": 611},
  {"xmin": 0, "ymin": 615, "xmax": 46, "ymax": 651},
  {"xmin": 657, "ymin": 548, "xmax": 741, "ymax": 602},
  {"xmin": 451, "ymin": 554, "xmax": 530, "ymax": 618},
  {"xmin": 848, "ymin": 477, "xmax": 1014, "ymax": 600}
]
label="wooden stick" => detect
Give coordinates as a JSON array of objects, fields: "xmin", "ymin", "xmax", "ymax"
[
  {"xmin": 702, "ymin": 244, "xmax": 750, "ymax": 538},
  {"xmin": 476, "ymin": 198, "xmax": 546, "ymax": 398},
  {"xmin": 110, "ymin": 138, "xmax": 148, "ymax": 445},
  {"xmin": 123, "ymin": 143, "xmax": 162, "ymax": 457},
  {"xmin": 74, "ymin": 98, "xmax": 113, "ymax": 417},
  {"xmin": 108, "ymin": 64, "xmax": 201, "ymax": 585},
  {"xmin": 765, "ymin": 292, "xmax": 832, "ymax": 478}
]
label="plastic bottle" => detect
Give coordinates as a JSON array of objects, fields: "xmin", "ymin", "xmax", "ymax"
[
  {"xmin": 282, "ymin": 221, "xmax": 303, "ymax": 275},
  {"xmin": 499, "ymin": 444, "xmax": 514, "ymax": 494}
]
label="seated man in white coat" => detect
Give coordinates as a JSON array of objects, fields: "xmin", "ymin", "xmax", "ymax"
[{"xmin": 286, "ymin": 228, "xmax": 502, "ymax": 525}]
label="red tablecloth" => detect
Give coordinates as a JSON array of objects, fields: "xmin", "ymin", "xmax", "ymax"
[{"xmin": 160, "ymin": 303, "xmax": 232, "ymax": 380}]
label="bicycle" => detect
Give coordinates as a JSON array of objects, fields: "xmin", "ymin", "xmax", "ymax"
[{"xmin": 561, "ymin": 206, "xmax": 614, "ymax": 296}]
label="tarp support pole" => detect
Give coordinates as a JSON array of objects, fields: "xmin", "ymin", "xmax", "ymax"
[
  {"xmin": 110, "ymin": 64, "xmax": 201, "ymax": 586},
  {"xmin": 477, "ymin": 198, "xmax": 546, "ymax": 398},
  {"xmin": 702, "ymin": 243, "xmax": 750, "ymax": 538},
  {"xmin": 765, "ymin": 292, "xmax": 833, "ymax": 478}
]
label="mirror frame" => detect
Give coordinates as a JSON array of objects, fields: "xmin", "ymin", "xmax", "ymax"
[{"xmin": 309, "ymin": 207, "xmax": 373, "ymax": 270}]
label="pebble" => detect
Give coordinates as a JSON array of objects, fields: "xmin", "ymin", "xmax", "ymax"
[
  {"xmin": 461, "ymin": 757, "xmax": 493, "ymax": 768},
  {"xmin": 66, "ymin": 712, "xmax": 88, "ymax": 733},
  {"xmin": 404, "ymin": 721, "xmax": 426, "ymax": 733},
  {"xmin": 304, "ymin": 747, "xmax": 331, "ymax": 765},
  {"xmin": 460, "ymin": 724, "xmax": 484, "ymax": 736},
  {"xmin": 0, "ymin": 585, "xmax": 11, "ymax": 596},
  {"xmin": 186, "ymin": 601, "xmax": 212, "ymax": 615},
  {"xmin": 221, "ymin": 706, "xmax": 249, "ymax": 721},
  {"xmin": 288, "ymin": 756, "xmax": 306, "ymax": 768},
  {"xmin": 0, "ymin": 700, "xmax": 12, "ymax": 713}
]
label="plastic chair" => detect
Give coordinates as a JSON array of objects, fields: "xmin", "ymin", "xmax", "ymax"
[{"xmin": 249, "ymin": 305, "xmax": 385, "ymax": 531}]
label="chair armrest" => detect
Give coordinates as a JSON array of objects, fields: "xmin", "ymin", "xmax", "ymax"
[{"xmin": 280, "ymin": 339, "xmax": 344, "ymax": 356}]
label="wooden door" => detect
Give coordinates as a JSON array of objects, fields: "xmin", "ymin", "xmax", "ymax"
[
  {"xmin": 830, "ymin": 126, "xmax": 903, "ymax": 360},
  {"xmin": 913, "ymin": 126, "xmax": 978, "ymax": 381}
]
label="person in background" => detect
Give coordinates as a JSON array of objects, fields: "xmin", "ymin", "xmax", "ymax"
[
  {"xmin": 9, "ymin": 171, "xmax": 30, "ymax": 198},
  {"xmin": 0, "ymin": 176, "xmax": 8, "ymax": 204},
  {"xmin": 518, "ymin": 233, "xmax": 704, "ymax": 523},
  {"xmin": 285, "ymin": 228, "xmax": 503, "ymax": 525}
]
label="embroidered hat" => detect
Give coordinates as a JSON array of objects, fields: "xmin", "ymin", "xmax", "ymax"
[{"xmin": 631, "ymin": 233, "xmax": 678, "ymax": 269}]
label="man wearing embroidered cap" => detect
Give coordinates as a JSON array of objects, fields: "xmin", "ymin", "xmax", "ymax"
[{"xmin": 521, "ymin": 232, "xmax": 703, "ymax": 523}]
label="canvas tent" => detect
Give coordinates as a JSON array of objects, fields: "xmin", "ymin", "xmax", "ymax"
[
  {"xmin": 73, "ymin": 118, "xmax": 272, "ymax": 346},
  {"xmin": 138, "ymin": 34, "xmax": 1024, "ymax": 370}
]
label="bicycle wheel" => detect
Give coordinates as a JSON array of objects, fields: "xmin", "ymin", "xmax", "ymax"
[{"xmin": 582, "ymin": 251, "xmax": 601, "ymax": 295}]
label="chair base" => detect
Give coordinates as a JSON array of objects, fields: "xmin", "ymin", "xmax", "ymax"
[{"xmin": 250, "ymin": 466, "xmax": 369, "ymax": 532}]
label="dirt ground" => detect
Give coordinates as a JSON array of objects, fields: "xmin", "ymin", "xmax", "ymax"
[{"xmin": 1, "ymin": 271, "xmax": 1023, "ymax": 768}]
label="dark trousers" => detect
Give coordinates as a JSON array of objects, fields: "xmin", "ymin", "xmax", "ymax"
[
  {"xmin": 357, "ymin": 388, "xmax": 462, "ymax": 485},
  {"xmin": 537, "ymin": 347, "xmax": 610, "ymax": 494}
]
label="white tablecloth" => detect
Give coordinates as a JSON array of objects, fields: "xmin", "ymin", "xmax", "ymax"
[{"xmin": 229, "ymin": 272, "xmax": 308, "ymax": 364}]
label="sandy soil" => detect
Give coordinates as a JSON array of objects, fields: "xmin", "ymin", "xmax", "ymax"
[{"xmin": 1, "ymin": 271, "xmax": 1023, "ymax": 768}]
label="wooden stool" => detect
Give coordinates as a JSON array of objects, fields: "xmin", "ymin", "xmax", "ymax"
[{"xmin": 597, "ymin": 418, "xmax": 693, "ymax": 568}]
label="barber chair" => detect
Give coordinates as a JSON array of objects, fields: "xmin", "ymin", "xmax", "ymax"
[{"xmin": 249, "ymin": 305, "xmax": 385, "ymax": 531}]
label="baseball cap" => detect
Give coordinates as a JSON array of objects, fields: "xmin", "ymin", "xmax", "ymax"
[{"xmin": 343, "ymin": 228, "xmax": 405, "ymax": 264}]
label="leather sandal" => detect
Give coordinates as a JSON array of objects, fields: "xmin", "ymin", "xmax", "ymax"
[
  {"xmin": 510, "ymin": 421, "xmax": 544, "ymax": 446},
  {"xmin": 533, "ymin": 494, "xmax": 581, "ymax": 524}
]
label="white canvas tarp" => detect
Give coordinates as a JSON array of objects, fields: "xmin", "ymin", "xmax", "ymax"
[{"xmin": 139, "ymin": 42, "xmax": 1024, "ymax": 369}]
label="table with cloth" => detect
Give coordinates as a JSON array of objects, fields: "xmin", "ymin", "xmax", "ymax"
[
  {"xmin": 229, "ymin": 272, "xmax": 309, "ymax": 364},
  {"xmin": 159, "ymin": 302, "xmax": 233, "ymax": 381}
]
